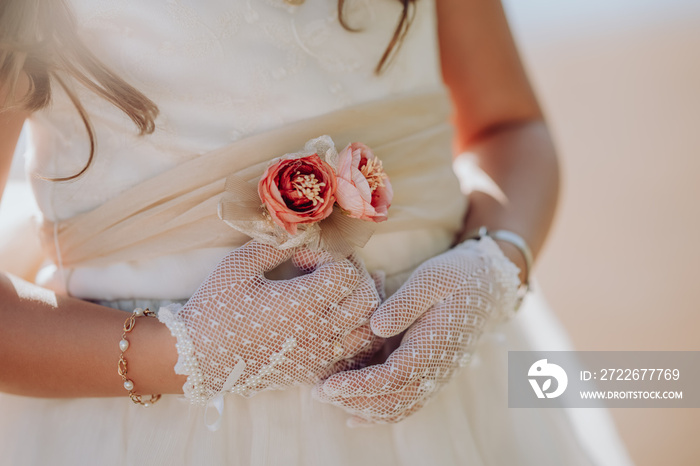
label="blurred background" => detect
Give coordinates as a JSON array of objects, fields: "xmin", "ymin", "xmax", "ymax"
[
  {"xmin": 503, "ymin": 0, "xmax": 700, "ymax": 465},
  {"xmin": 2, "ymin": 0, "xmax": 698, "ymax": 464}
]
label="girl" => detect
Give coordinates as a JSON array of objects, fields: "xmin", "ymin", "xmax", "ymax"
[{"xmin": 0, "ymin": 0, "xmax": 630, "ymax": 464}]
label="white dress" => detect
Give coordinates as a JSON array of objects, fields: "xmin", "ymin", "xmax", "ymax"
[{"xmin": 0, "ymin": 1, "xmax": 632, "ymax": 464}]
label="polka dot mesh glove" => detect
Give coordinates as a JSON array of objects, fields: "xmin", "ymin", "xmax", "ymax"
[
  {"xmin": 158, "ymin": 241, "xmax": 382, "ymax": 405},
  {"xmin": 313, "ymin": 236, "xmax": 521, "ymax": 425}
]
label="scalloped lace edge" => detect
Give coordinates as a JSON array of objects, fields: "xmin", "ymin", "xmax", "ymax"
[
  {"xmin": 158, "ymin": 303, "xmax": 208, "ymax": 406},
  {"xmin": 457, "ymin": 236, "xmax": 522, "ymax": 320}
]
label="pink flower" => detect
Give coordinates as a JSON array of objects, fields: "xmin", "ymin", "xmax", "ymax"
[
  {"xmin": 335, "ymin": 142, "xmax": 393, "ymax": 222},
  {"xmin": 258, "ymin": 154, "xmax": 337, "ymax": 235}
]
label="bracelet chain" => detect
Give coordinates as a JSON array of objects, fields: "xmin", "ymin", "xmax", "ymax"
[{"xmin": 117, "ymin": 308, "xmax": 162, "ymax": 407}]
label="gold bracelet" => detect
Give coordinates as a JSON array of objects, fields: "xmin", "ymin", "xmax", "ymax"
[{"xmin": 117, "ymin": 307, "xmax": 162, "ymax": 407}]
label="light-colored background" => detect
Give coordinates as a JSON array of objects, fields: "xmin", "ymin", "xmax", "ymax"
[
  {"xmin": 2, "ymin": 1, "xmax": 698, "ymax": 465},
  {"xmin": 504, "ymin": 0, "xmax": 700, "ymax": 465}
]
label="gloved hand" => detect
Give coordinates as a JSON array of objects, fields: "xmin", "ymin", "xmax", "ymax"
[
  {"xmin": 158, "ymin": 240, "xmax": 382, "ymax": 405},
  {"xmin": 313, "ymin": 236, "xmax": 521, "ymax": 425},
  {"xmin": 292, "ymin": 248, "xmax": 387, "ymax": 374}
]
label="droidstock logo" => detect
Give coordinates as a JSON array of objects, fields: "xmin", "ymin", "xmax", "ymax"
[{"xmin": 528, "ymin": 359, "xmax": 568, "ymax": 399}]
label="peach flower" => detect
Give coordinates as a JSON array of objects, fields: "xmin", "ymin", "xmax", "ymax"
[
  {"xmin": 335, "ymin": 142, "xmax": 393, "ymax": 222},
  {"xmin": 258, "ymin": 154, "xmax": 337, "ymax": 235}
]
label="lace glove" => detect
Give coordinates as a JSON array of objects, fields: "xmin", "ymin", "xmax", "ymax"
[
  {"xmin": 158, "ymin": 240, "xmax": 381, "ymax": 405},
  {"xmin": 292, "ymin": 249, "xmax": 387, "ymax": 374},
  {"xmin": 313, "ymin": 236, "xmax": 521, "ymax": 425}
]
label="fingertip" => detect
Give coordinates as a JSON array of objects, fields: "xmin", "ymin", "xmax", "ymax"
[
  {"xmin": 321, "ymin": 258, "xmax": 360, "ymax": 285},
  {"xmin": 321, "ymin": 376, "xmax": 343, "ymax": 397},
  {"xmin": 370, "ymin": 310, "xmax": 400, "ymax": 338},
  {"xmin": 370, "ymin": 291, "xmax": 429, "ymax": 337}
]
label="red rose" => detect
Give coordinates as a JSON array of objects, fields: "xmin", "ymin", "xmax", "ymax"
[{"xmin": 258, "ymin": 154, "xmax": 337, "ymax": 235}]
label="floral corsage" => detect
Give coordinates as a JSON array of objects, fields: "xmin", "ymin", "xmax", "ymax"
[{"xmin": 218, "ymin": 136, "xmax": 392, "ymax": 256}]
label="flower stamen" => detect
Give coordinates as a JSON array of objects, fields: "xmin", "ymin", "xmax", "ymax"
[
  {"xmin": 360, "ymin": 157, "xmax": 387, "ymax": 192},
  {"xmin": 292, "ymin": 172, "xmax": 326, "ymax": 206}
]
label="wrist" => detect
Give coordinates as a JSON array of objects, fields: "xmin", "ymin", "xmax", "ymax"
[
  {"xmin": 492, "ymin": 239, "xmax": 528, "ymax": 286},
  {"xmin": 124, "ymin": 314, "xmax": 186, "ymax": 395},
  {"xmin": 459, "ymin": 226, "xmax": 532, "ymax": 314}
]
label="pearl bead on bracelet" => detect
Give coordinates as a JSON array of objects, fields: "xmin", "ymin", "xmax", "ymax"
[{"xmin": 117, "ymin": 308, "xmax": 162, "ymax": 407}]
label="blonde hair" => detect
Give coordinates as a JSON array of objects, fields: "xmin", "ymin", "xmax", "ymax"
[
  {"xmin": 1, "ymin": 0, "xmax": 414, "ymax": 180},
  {"xmin": 0, "ymin": 0, "xmax": 158, "ymax": 181}
]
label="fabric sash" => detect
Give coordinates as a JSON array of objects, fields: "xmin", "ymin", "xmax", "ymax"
[{"xmin": 40, "ymin": 89, "xmax": 466, "ymax": 268}]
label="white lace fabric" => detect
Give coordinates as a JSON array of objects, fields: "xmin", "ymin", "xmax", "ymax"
[
  {"xmin": 158, "ymin": 241, "xmax": 383, "ymax": 405},
  {"xmin": 314, "ymin": 236, "xmax": 521, "ymax": 424}
]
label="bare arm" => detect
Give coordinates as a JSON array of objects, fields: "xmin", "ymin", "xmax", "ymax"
[
  {"xmin": 0, "ymin": 83, "xmax": 376, "ymax": 402},
  {"xmin": 0, "ymin": 78, "xmax": 185, "ymax": 397},
  {"xmin": 0, "ymin": 273, "xmax": 185, "ymax": 397},
  {"xmin": 437, "ymin": 0, "xmax": 560, "ymax": 277}
]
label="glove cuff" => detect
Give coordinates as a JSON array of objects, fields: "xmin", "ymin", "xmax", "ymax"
[
  {"xmin": 158, "ymin": 303, "xmax": 209, "ymax": 405},
  {"xmin": 457, "ymin": 235, "xmax": 523, "ymax": 319}
]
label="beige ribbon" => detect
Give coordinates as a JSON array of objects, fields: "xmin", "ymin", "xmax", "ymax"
[{"xmin": 40, "ymin": 89, "xmax": 463, "ymax": 268}]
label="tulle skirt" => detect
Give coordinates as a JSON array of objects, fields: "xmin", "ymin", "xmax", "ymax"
[{"xmin": 0, "ymin": 290, "xmax": 632, "ymax": 466}]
